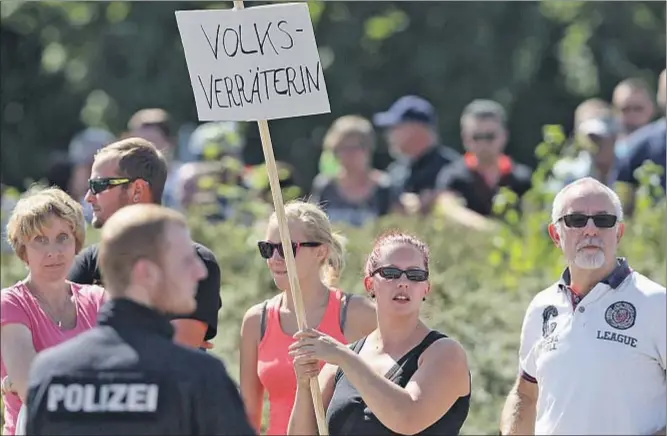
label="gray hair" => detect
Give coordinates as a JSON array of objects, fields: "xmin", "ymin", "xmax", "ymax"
[{"xmin": 551, "ymin": 177, "xmax": 624, "ymax": 225}]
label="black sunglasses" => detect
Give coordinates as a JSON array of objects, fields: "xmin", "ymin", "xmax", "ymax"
[
  {"xmin": 257, "ymin": 241, "xmax": 322, "ymax": 259},
  {"xmin": 371, "ymin": 266, "xmax": 429, "ymax": 282},
  {"xmin": 88, "ymin": 177, "xmax": 140, "ymax": 195},
  {"xmin": 472, "ymin": 132, "xmax": 497, "ymax": 142},
  {"xmin": 558, "ymin": 213, "xmax": 618, "ymax": 229}
]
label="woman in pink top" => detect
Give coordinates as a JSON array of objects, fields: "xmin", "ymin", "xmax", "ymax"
[
  {"xmin": 240, "ymin": 200, "xmax": 377, "ymax": 435},
  {"xmin": 0, "ymin": 187, "xmax": 107, "ymax": 435}
]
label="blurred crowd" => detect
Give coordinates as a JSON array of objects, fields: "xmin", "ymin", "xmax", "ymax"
[{"xmin": 2, "ymin": 69, "xmax": 665, "ymax": 247}]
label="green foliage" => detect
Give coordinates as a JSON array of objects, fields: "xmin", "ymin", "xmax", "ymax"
[{"xmin": 2, "ymin": 140, "xmax": 665, "ymax": 434}]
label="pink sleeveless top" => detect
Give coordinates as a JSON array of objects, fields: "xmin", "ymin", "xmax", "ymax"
[
  {"xmin": 257, "ymin": 289, "xmax": 348, "ymax": 435},
  {"xmin": 0, "ymin": 282, "xmax": 106, "ymax": 436}
]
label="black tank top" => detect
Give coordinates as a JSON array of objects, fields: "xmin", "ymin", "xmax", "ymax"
[{"xmin": 326, "ymin": 330, "xmax": 471, "ymax": 435}]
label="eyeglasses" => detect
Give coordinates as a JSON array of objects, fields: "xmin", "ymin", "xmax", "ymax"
[
  {"xmin": 88, "ymin": 177, "xmax": 140, "ymax": 195},
  {"xmin": 557, "ymin": 213, "xmax": 617, "ymax": 229},
  {"xmin": 257, "ymin": 241, "xmax": 322, "ymax": 259},
  {"xmin": 371, "ymin": 266, "xmax": 429, "ymax": 282}
]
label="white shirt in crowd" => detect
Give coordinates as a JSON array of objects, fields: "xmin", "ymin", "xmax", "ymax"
[{"xmin": 518, "ymin": 258, "xmax": 666, "ymax": 435}]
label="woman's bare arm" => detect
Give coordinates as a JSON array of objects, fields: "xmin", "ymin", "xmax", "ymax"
[
  {"xmin": 287, "ymin": 363, "xmax": 337, "ymax": 435},
  {"xmin": 239, "ymin": 304, "xmax": 265, "ymax": 433},
  {"xmin": 1, "ymin": 324, "xmax": 38, "ymax": 402}
]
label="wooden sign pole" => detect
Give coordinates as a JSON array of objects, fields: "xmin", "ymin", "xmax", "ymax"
[{"xmin": 232, "ymin": 2, "xmax": 329, "ymax": 434}]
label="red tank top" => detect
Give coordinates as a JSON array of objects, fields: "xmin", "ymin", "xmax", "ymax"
[{"xmin": 257, "ymin": 289, "xmax": 348, "ymax": 435}]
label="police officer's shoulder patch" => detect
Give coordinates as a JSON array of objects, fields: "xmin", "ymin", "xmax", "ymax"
[{"xmin": 604, "ymin": 301, "xmax": 636, "ymax": 331}]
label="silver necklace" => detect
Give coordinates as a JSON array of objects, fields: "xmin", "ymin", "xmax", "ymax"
[{"xmin": 25, "ymin": 282, "xmax": 69, "ymax": 328}]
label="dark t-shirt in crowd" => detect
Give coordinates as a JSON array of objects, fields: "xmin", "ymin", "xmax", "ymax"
[
  {"xmin": 387, "ymin": 145, "xmax": 461, "ymax": 196},
  {"xmin": 68, "ymin": 242, "xmax": 222, "ymax": 341},
  {"xmin": 310, "ymin": 173, "xmax": 396, "ymax": 227},
  {"xmin": 617, "ymin": 118, "xmax": 666, "ymax": 191},
  {"xmin": 435, "ymin": 154, "xmax": 532, "ymax": 216}
]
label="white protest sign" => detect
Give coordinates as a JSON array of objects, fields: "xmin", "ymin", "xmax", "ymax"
[{"xmin": 175, "ymin": 3, "xmax": 330, "ymax": 122}]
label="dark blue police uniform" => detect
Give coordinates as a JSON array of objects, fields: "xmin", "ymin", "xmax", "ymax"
[{"xmin": 25, "ymin": 299, "xmax": 255, "ymax": 435}]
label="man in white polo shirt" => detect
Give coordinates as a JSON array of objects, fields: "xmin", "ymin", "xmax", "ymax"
[{"xmin": 499, "ymin": 176, "xmax": 666, "ymax": 435}]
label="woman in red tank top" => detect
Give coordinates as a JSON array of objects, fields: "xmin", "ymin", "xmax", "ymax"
[{"xmin": 239, "ymin": 201, "xmax": 376, "ymax": 435}]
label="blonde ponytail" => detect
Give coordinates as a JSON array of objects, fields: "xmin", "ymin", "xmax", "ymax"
[
  {"xmin": 279, "ymin": 200, "xmax": 348, "ymax": 287},
  {"xmin": 323, "ymin": 232, "xmax": 347, "ymax": 287}
]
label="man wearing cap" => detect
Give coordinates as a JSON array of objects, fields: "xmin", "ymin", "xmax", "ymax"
[
  {"xmin": 500, "ymin": 177, "xmax": 666, "ymax": 435},
  {"xmin": 548, "ymin": 99, "xmax": 621, "ymax": 191},
  {"xmin": 373, "ymin": 95, "xmax": 460, "ymax": 214}
]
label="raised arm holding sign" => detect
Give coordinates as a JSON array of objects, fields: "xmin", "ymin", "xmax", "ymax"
[{"xmin": 176, "ymin": 2, "xmax": 330, "ymax": 434}]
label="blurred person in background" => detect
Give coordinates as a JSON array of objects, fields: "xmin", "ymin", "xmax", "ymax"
[
  {"xmin": 125, "ymin": 108, "xmax": 182, "ymax": 209},
  {"xmin": 67, "ymin": 138, "xmax": 222, "ymax": 351},
  {"xmin": 287, "ymin": 231, "xmax": 470, "ymax": 436},
  {"xmin": 433, "ymin": 99, "xmax": 532, "ymax": 229},
  {"xmin": 373, "ymin": 95, "xmax": 460, "ymax": 215},
  {"xmin": 310, "ymin": 115, "xmax": 398, "ymax": 227},
  {"xmin": 44, "ymin": 151, "xmax": 73, "ymax": 195},
  {"xmin": 67, "ymin": 127, "xmax": 116, "ymax": 221},
  {"xmin": 239, "ymin": 200, "xmax": 376, "ymax": 435},
  {"xmin": 176, "ymin": 121, "xmax": 251, "ymax": 221},
  {"xmin": 616, "ymin": 69, "xmax": 667, "ymax": 217},
  {"xmin": 549, "ymin": 99, "xmax": 621, "ymax": 190},
  {"xmin": 1, "ymin": 186, "xmax": 106, "ymax": 436},
  {"xmin": 612, "ymin": 77, "xmax": 656, "ymax": 160}
]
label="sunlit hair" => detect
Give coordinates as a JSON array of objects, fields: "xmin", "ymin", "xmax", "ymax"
[
  {"xmin": 322, "ymin": 115, "xmax": 376, "ymax": 152},
  {"xmin": 99, "ymin": 204, "xmax": 187, "ymax": 296},
  {"xmin": 5, "ymin": 186, "xmax": 86, "ymax": 262},
  {"xmin": 364, "ymin": 230, "xmax": 430, "ymax": 277},
  {"xmin": 94, "ymin": 137, "xmax": 168, "ymax": 204},
  {"xmin": 551, "ymin": 177, "xmax": 624, "ymax": 226},
  {"xmin": 269, "ymin": 200, "xmax": 347, "ymax": 287}
]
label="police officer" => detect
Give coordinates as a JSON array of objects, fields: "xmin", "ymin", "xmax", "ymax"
[{"xmin": 25, "ymin": 204, "xmax": 256, "ymax": 435}]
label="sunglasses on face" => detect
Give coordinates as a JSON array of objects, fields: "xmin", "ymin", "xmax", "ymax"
[
  {"xmin": 257, "ymin": 241, "xmax": 322, "ymax": 259},
  {"xmin": 88, "ymin": 177, "xmax": 139, "ymax": 195},
  {"xmin": 371, "ymin": 266, "xmax": 429, "ymax": 282},
  {"xmin": 558, "ymin": 213, "xmax": 617, "ymax": 229},
  {"xmin": 472, "ymin": 132, "xmax": 497, "ymax": 142}
]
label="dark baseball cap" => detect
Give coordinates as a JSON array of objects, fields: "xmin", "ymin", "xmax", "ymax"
[{"xmin": 373, "ymin": 95, "xmax": 436, "ymax": 128}]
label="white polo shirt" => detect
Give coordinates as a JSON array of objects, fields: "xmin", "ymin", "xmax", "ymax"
[{"xmin": 518, "ymin": 258, "xmax": 666, "ymax": 435}]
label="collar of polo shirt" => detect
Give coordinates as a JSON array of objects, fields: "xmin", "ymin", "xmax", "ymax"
[{"xmin": 556, "ymin": 257, "xmax": 633, "ymax": 292}]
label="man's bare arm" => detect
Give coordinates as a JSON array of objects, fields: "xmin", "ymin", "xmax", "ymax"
[{"xmin": 499, "ymin": 375, "xmax": 538, "ymax": 435}]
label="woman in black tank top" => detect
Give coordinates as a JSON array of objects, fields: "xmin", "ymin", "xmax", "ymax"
[{"xmin": 287, "ymin": 231, "xmax": 471, "ymax": 435}]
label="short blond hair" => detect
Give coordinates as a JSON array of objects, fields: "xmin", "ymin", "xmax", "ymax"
[
  {"xmin": 323, "ymin": 115, "xmax": 376, "ymax": 152},
  {"xmin": 99, "ymin": 204, "xmax": 187, "ymax": 295},
  {"xmin": 94, "ymin": 138, "xmax": 169, "ymax": 204},
  {"xmin": 270, "ymin": 200, "xmax": 346, "ymax": 286},
  {"xmin": 5, "ymin": 186, "xmax": 86, "ymax": 262}
]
